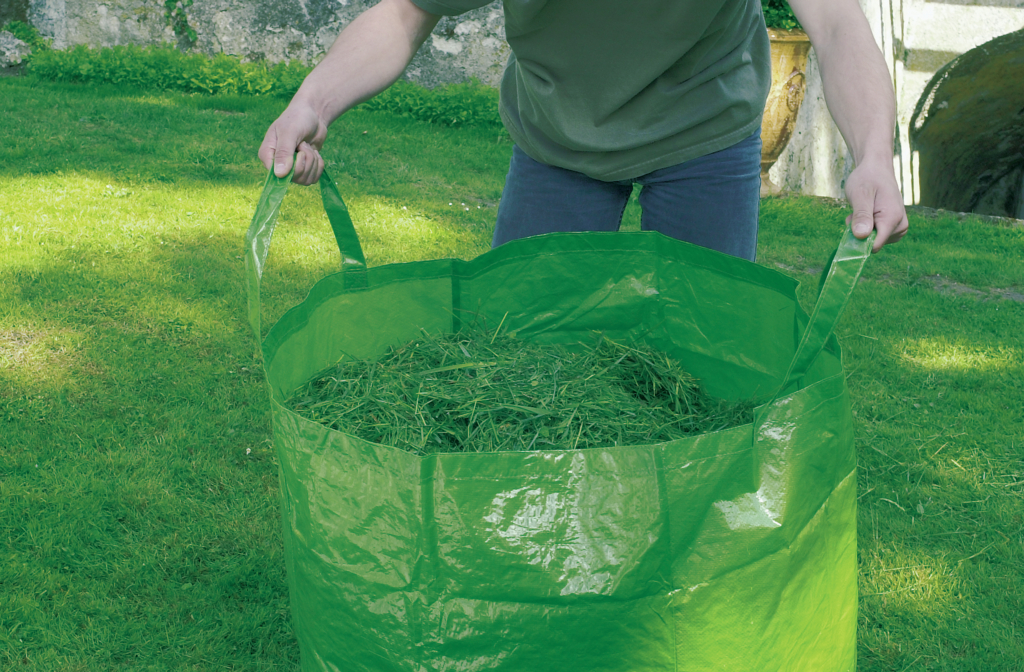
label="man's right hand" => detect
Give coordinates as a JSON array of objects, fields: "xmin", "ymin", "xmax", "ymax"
[
  {"xmin": 254, "ymin": 0, "xmax": 441, "ymax": 187},
  {"xmin": 259, "ymin": 102, "xmax": 329, "ymax": 186}
]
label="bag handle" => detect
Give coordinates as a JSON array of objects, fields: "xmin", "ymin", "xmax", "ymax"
[
  {"xmin": 759, "ymin": 228, "xmax": 874, "ymax": 420},
  {"xmin": 244, "ymin": 166, "xmax": 873, "ymax": 396},
  {"xmin": 244, "ymin": 169, "xmax": 367, "ymax": 342}
]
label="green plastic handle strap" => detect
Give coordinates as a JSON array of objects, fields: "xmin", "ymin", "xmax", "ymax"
[
  {"xmin": 244, "ymin": 167, "xmax": 873, "ymax": 394},
  {"xmin": 763, "ymin": 227, "xmax": 875, "ymax": 418},
  {"xmin": 244, "ymin": 169, "xmax": 367, "ymax": 342}
]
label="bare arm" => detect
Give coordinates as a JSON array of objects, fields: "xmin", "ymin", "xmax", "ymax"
[
  {"xmin": 258, "ymin": 0, "xmax": 441, "ymax": 184},
  {"xmin": 787, "ymin": 0, "xmax": 908, "ymax": 251}
]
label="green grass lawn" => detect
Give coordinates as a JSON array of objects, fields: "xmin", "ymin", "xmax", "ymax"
[{"xmin": 2, "ymin": 77, "xmax": 1022, "ymax": 671}]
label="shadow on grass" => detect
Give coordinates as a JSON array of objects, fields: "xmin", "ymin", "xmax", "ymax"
[
  {"xmin": 0, "ymin": 154, "xmax": 489, "ymax": 665},
  {"xmin": 839, "ymin": 284, "xmax": 1024, "ymax": 670},
  {"xmin": 0, "ymin": 227, "xmax": 327, "ymax": 669},
  {"xmin": 751, "ymin": 203, "xmax": 1023, "ymax": 670}
]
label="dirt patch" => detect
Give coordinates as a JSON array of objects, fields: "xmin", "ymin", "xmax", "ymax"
[
  {"xmin": 905, "ymin": 205, "xmax": 1022, "ymax": 229},
  {"xmin": 920, "ymin": 274, "xmax": 988, "ymax": 299},
  {"xmin": 0, "ymin": 64, "xmax": 26, "ymax": 78},
  {"xmin": 919, "ymin": 274, "xmax": 1024, "ymax": 303},
  {"xmin": 0, "ymin": 330, "xmax": 38, "ymax": 365},
  {"xmin": 773, "ymin": 265, "xmax": 1024, "ymax": 303},
  {"xmin": 773, "ymin": 261, "xmax": 823, "ymax": 276},
  {"xmin": 0, "ymin": 327, "xmax": 82, "ymax": 379},
  {"xmin": 767, "ymin": 194, "xmax": 1023, "ymax": 229},
  {"xmin": 991, "ymin": 288, "xmax": 1024, "ymax": 302}
]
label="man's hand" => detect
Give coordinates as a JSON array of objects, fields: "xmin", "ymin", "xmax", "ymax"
[
  {"xmin": 788, "ymin": 0, "xmax": 908, "ymax": 251},
  {"xmin": 259, "ymin": 102, "xmax": 328, "ymax": 186},
  {"xmin": 254, "ymin": 0, "xmax": 440, "ymax": 186},
  {"xmin": 844, "ymin": 158, "xmax": 909, "ymax": 253}
]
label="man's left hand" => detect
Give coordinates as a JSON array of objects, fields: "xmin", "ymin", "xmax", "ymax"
[
  {"xmin": 843, "ymin": 158, "xmax": 909, "ymax": 253},
  {"xmin": 789, "ymin": 0, "xmax": 909, "ymax": 253}
]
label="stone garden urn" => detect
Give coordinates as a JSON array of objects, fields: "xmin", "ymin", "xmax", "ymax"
[{"xmin": 760, "ymin": 28, "xmax": 812, "ymax": 196}]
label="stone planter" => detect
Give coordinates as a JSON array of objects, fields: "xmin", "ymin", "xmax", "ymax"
[{"xmin": 760, "ymin": 28, "xmax": 811, "ymax": 197}]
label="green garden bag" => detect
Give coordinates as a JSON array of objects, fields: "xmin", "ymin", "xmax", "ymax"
[{"xmin": 245, "ymin": 171, "xmax": 871, "ymax": 672}]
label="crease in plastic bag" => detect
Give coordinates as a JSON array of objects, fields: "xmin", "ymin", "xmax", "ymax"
[{"xmin": 245, "ymin": 170, "xmax": 872, "ymax": 672}]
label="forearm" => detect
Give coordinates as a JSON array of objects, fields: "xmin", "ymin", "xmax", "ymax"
[
  {"xmin": 292, "ymin": 0, "xmax": 440, "ymax": 125},
  {"xmin": 789, "ymin": 0, "xmax": 896, "ymax": 168},
  {"xmin": 784, "ymin": 0, "xmax": 908, "ymax": 249},
  {"xmin": 259, "ymin": 0, "xmax": 441, "ymax": 183}
]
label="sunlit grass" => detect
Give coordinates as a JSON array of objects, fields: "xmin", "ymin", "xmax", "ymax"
[
  {"xmin": 0, "ymin": 324, "xmax": 84, "ymax": 405},
  {"xmin": 861, "ymin": 547, "xmax": 966, "ymax": 618},
  {"xmin": 352, "ymin": 196, "xmax": 490, "ymax": 263},
  {"xmin": 901, "ymin": 338, "xmax": 1023, "ymax": 373}
]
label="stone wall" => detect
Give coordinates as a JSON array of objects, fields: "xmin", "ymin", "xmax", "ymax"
[
  {"xmin": 1, "ymin": 0, "xmax": 31, "ymax": 25},
  {"xmin": 24, "ymin": 0, "xmax": 508, "ymax": 86},
  {"xmin": 0, "ymin": 28, "xmax": 31, "ymax": 67}
]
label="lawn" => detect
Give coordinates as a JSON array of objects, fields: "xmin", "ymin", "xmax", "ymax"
[{"xmin": 1, "ymin": 77, "xmax": 1022, "ymax": 671}]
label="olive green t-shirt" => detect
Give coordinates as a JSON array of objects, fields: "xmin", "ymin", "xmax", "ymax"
[{"xmin": 411, "ymin": 0, "xmax": 771, "ymax": 181}]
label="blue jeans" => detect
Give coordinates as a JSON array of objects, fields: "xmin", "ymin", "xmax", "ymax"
[{"xmin": 493, "ymin": 130, "xmax": 762, "ymax": 261}]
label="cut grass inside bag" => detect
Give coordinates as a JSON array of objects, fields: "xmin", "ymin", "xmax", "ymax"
[{"xmin": 287, "ymin": 328, "xmax": 757, "ymax": 455}]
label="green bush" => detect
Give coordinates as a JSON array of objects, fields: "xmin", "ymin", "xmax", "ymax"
[
  {"xmin": 1, "ymin": 20, "xmax": 51, "ymax": 52},
  {"xmin": 762, "ymin": 0, "xmax": 802, "ymax": 30},
  {"xmin": 27, "ymin": 43, "xmax": 501, "ymax": 127},
  {"xmin": 29, "ymin": 44, "xmax": 301, "ymax": 96},
  {"xmin": 361, "ymin": 79, "xmax": 501, "ymax": 128}
]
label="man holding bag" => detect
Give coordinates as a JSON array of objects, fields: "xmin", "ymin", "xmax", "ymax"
[{"xmin": 258, "ymin": 0, "xmax": 908, "ymax": 260}]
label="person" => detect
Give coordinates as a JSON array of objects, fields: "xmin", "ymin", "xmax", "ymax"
[{"xmin": 258, "ymin": 0, "xmax": 909, "ymax": 259}]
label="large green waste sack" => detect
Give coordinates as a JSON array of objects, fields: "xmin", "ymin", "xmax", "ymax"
[{"xmin": 244, "ymin": 171, "xmax": 871, "ymax": 672}]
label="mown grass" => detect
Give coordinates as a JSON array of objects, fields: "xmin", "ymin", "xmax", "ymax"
[
  {"xmin": 1, "ymin": 76, "xmax": 1022, "ymax": 671},
  {"xmin": 288, "ymin": 329, "xmax": 756, "ymax": 455}
]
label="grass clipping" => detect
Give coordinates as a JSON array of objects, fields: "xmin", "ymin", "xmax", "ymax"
[{"xmin": 287, "ymin": 328, "xmax": 756, "ymax": 455}]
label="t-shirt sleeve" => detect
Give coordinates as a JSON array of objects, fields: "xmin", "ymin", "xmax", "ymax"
[{"xmin": 409, "ymin": 0, "xmax": 493, "ymax": 16}]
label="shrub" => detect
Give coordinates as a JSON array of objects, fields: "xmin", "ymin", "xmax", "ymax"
[
  {"xmin": 27, "ymin": 43, "xmax": 502, "ymax": 127},
  {"xmin": 29, "ymin": 44, "xmax": 293, "ymax": 96},
  {"xmin": 1, "ymin": 20, "xmax": 51, "ymax": 52},
  {"xmin": 361, "ymin": 79, "xmax": 501, "ymax": 128},
  {"xmin": 762, "ymin": 0, "xmax": 802, "ymax": 30}
]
